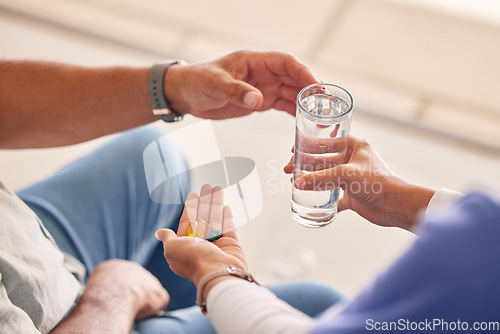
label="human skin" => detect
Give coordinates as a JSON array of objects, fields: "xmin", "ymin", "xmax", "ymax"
[
  {"xmin": 156, "ymin": 185, "xmax": 247, "ymax": 305},
  {"xmin": 51, "ymin": 259, "xmax": 169, "ymax": 334},
  {"xmin": 0, "ymin": 51, "xmax": 317, "ymax": 148},
  {"xmin": 284, "ymin": 135, "xmax": 435, "ymax": 230},
  {"xmin": 0, "ymin": 50, "xmax": 318, "ymax": 331},
  {"xmin": 156, "ymin": 137, "xmax": 437, "ymax": 321}
]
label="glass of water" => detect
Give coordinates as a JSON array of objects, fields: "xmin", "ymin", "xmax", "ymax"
[{"xmin": 291, "ymin": 83, "xmax": 353, "ymax": 227}]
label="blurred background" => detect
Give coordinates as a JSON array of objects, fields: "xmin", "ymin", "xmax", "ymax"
[{"xmin": 1, "ymin": 0, "xmax": 499, "ymax": 298}]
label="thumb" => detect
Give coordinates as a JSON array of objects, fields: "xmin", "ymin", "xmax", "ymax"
[
  {"xmin": 222, "ymin": 79, "xmax": 263, "ymax": 109},
  {"xmin": 337, "ymin": 192, "xmax": 352, "ymax": 213},
  {"xmin": 155, "ymin": 229, "xmax": 177, "ymax": 243}
]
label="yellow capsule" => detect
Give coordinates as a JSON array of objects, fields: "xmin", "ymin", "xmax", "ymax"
[
  {"xmin": 195, "ymin": 219, "xmax": 207, "ymax": 239},
  {"xmin": 187, "ymin": 221, "xmax": 198, "ymax": 237}
]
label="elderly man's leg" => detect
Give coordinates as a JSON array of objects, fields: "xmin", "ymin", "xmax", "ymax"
[{"xmin": 17, "ymin": 123, "xmax": 195, "ymax": 310}]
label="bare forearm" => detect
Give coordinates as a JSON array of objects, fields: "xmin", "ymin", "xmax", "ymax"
[
  {"xmin": 51, "ymin": 289, "xmax": 135, "ymax": 334},
  {"xmin": 385, "ymin": 178, "xmax": 435, "ymax": 230},
  {"xmin": 0, "ymin": 60, "xmax": 155, "ymax": 148},
  {"xmin": 398, "ymin": 182, "xmax": 435, "ymax": 230},
  {"xmin": 51, "ymin": 261, "xmax": 140, "ymax": 334},
  {"xmin": 51, "ymin": 259, "xmax": 169, "ymax": 333}
]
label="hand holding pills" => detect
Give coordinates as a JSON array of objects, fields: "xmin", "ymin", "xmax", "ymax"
[
  {"xmin": 178, "ymin": 184, "xmax": 228, "ymax": 241},
  {"xmin": 186, "ymin": 219, "xmax": 223, "ymax": 242},
  {"xmin": 155, "ymin": 184, "xmax": 248, "ymax": 295}
]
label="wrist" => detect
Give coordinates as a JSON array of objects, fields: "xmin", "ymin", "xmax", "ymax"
[
  {"xmin": 193, "ymin": 262, "xmax": 234, "ymax": 288},
  {"xmin": 195, "ymin": 266, "xmax": 259, "ymax": 316},
  {"xmin": 148, "ymin": 60, "xmax": 186, "ymax": 122},
  {"xmin": 163, "ymin": 61, "xmax": 189, "ymax": 116},
  {"xmin": 84, "ymin": 262, "xmax": 142, "ymax": 318},
  {"xmin": 395, "ymin": 180, "xmax": 435, "ymax": 230},
  {"xmin": 54, "ymin": 272, "xmax": 136, "ymax": 333},
  {"xmin": 201, "ymin": 276, "xmax": 237, "ymax": 302},
  {"xmin": 76, "ymin": 282, "xmax": 136, "ymax": 329}
]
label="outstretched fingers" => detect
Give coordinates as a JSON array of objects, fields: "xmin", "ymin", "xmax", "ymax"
[
  {"xmin": 178, "ymin": 192, "xmax": 199, "ymax": 236},
  {"xmin": 208, "ymin": 186, "xmax": 224, "ymax": 237},
  {"xmin": 197, "ymin": 184, "xmax": 213, "ymax": 222},
  {"xmin": 177, "ymin": 184, "xmax": 240, "ymax": 242},
  {"xmin": 221, "ymin": 205, "xmax": 237, "ymax": 240}
]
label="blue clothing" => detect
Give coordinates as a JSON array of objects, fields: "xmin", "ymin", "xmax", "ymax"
[
  {"xmin": 313, "ymin": 192, "xmax": 500, "ymax": 333},
  {"xmin": 18, "ymin": 125, "xmax": 195, "ymax": 311},
  {"xmin": 17, "ymin": 124, "xmax": 342, "ymax": 333}
]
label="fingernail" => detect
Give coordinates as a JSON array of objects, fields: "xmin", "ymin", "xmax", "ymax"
[
  {"xmin": 155, "ymin": 230, "xmax": 161, "ymax": 240},
  {"xmin": 294, "ymin": 178, "xmax": 306, "ymax": 190},
  {"xmin": 243, "ymin": 91, "xmax": 260, "ymax": 108}
]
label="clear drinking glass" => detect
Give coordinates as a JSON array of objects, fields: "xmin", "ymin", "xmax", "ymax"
[{"xmin": 291, "ymin": 83, "xmax": 353, "ymax": 227}]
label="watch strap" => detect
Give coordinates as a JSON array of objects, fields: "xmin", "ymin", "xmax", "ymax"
[{"xmin": 147, "ymin": 60, "xmax": 184, "ymax": 122}]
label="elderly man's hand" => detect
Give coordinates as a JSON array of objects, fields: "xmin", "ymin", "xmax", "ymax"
[
  {"xmin": 52, "ymin": 259, "xmax": 169, "ymax": 333},
  {"xmin": 164, "ymin": 50, "xmax": 318, "ymax": 119},
  {"xmin": 87, "ymin": 259, "xmax": 170, "ymax": 320}
]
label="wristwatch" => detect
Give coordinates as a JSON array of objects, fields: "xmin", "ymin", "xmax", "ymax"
[{"xmin": 147, "ymin": 59, "xmax": 185, "ymax": 122}]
